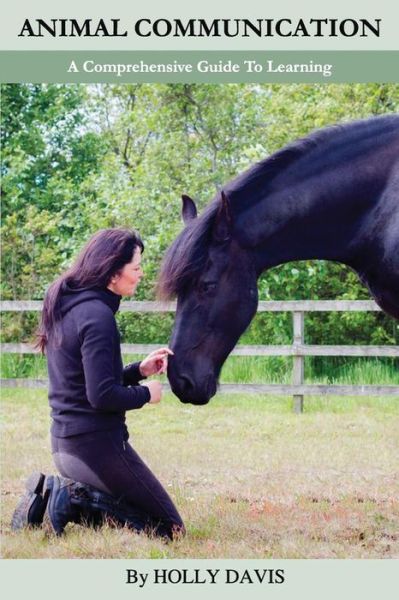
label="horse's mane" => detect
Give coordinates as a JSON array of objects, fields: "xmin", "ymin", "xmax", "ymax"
[{"xmin": 157, "ymin": 114, "xmax": 399, "ymax": 300}]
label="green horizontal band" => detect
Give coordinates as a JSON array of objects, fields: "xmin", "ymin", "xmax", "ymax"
[{"xmin": 1, "ymin": 51, "xmax": 398, "ymax": 83}]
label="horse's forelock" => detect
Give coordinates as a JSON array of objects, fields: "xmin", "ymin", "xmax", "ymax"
[{"xmin": 157, "ymin": 205, "xmax": 217, "ymax": 300}]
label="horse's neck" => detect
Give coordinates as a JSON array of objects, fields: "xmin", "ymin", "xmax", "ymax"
[{"xmin": 235, "ymin": 147, "xmax": 396, "ymax": 275}]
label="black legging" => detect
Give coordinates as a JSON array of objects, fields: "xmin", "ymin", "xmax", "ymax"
[{"xmin": 51, "ymin": 428, "xmax": 184, "ymax": 538}]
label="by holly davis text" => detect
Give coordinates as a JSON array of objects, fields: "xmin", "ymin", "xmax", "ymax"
[{"xmin": 125, "ymin": 568, "xmax": 285, "ymax": 587}]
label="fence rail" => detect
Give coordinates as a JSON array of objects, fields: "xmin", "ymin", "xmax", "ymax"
[
  {"xmin": 1, "ymin": 300, "xmax": 398, "ymax": 412},
  {"xmin": 0, "ymin": 299, "xmax": 384, "ymax": 312},
  {"xmin": 2, "ymin": 342, "xmax": 398, "ymax": 358}
]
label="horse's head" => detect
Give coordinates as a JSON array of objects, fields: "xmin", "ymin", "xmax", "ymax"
[{"xmin": 158, "ymin": 192, "xmax": 258, "ymax": 405}]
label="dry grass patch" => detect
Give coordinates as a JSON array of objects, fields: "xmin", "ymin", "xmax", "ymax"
[{"xmin": 1, "ymin": 390, "xmax": 398, "ymax": 558}]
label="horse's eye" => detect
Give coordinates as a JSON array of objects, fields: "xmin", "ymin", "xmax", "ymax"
[{"xmin": 200, "ymin": 281, "xmax": 217, "ymax": 294}]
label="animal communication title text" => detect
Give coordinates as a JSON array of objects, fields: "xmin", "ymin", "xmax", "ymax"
[{"xmin": 18, "ymin": 17, "xmax": 381, "ymax": 38}]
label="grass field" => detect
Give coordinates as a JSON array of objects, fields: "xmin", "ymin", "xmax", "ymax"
[
  {"xmin": 2, "ymin": 354, "xmax": 399, "ymax": 386},
  {"xmin": 1, "ymin": 389, "xmax": 398, "ymax": 559}
]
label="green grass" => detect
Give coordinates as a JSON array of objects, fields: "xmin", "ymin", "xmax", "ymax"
[
  {"xmin": 221, "ymin": 356, "xmax": 399, "ymax": 385},
  {"xmin": 1, "ymin": 390, "xmax": 398, "ymax": 558},
  {"xmin": 1, "ymin": 354, "xmax": 398, "ymax": 385}
]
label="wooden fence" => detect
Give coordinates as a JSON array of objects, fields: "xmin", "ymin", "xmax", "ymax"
[{"xmin": 1, "ymin": 300, "xmax": 398, "ymax": 412}]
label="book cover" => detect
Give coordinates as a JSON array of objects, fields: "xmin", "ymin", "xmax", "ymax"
[{"xmin": 1, "ymin": 1, "xmax": 398, "ymax": 599}]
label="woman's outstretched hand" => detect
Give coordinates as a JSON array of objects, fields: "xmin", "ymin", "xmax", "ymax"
[{"xmin": 139, "ymin": 347, "xmax": 174, "ymax": 377}]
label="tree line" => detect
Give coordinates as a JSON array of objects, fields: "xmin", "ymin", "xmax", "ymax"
[{"xmin": 1, "ymin": 83, "xmax": 398, "ymax": 348}]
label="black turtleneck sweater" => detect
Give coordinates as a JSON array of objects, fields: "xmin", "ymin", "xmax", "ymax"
[{"xmin": 47, "ymin": 285, "xmax": 150, "ymax": 437}]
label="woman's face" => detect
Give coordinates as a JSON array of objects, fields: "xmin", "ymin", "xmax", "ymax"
[{"xmin": 108, "ymin": 247, "xmax": 143, "ymax": 297}]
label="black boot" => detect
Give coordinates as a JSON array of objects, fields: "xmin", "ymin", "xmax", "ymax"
[
  {"xmin": 43, "ymin": 475, "xmax": 97, "ymax": 535},
  {"xmin": 43, "ymin": 476, "xmax": 155, "ymax": 536},
  {"xmin": 11, "ymin": 472, "xmax": 50, "ymax": 530}
]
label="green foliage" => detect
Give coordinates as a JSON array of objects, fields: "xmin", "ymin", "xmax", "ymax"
[
  {"xmin": 1, "ymin": 84, "xmax": 108, "ymax": 301},
  {"xmin": 116, "ymin": 313, "xmax": 174, "ymax": 344},
  {"xmin": 1, "ymin": 83, "xmax": 399, "ymax": 348}
]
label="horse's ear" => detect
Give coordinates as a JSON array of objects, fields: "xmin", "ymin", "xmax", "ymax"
[
  {"xmin": 181, "ymin": 195, "xmax": 198, "ymax": 224},
  {"xmin": 213, "ymin": 191, "xmax": 232, "ymax": 242}
]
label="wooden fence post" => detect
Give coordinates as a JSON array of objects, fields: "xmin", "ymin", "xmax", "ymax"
[{"xmin": 293, "ymin": 311, "xmax": 305, "ymax": 413}]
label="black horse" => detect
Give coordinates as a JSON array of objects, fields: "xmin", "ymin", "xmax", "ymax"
[{"xmin": 157, "ymin": 114, "xmax": 399, "ymax": 405}]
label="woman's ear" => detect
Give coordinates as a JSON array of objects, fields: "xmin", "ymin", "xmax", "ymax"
[{"xmin": 109, "ymin": 272, "xmax": 120, "ymax": 285}]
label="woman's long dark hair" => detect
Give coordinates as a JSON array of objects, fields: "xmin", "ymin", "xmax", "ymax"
[{"xmin": 37, "ymin": 228, "xmax": 144, "ymax": 353}]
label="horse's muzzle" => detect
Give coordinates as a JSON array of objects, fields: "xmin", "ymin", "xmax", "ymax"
[{"xmin": 167, "ymin": 364, "xmax": 216, "ymax": 405}]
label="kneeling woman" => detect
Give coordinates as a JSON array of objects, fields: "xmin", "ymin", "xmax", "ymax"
[{"xmin": 12, "ymin": 228, "xmax": 184, "ymax": 539}]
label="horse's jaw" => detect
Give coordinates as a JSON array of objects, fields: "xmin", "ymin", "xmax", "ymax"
[
  {"xmin": 178, "ymin": 395, "xmax": 212, "ymax": 406},
  {"xmin": 168, "ymin": 378, "xmax": 217, "ymax": 405}
]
